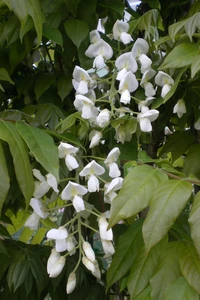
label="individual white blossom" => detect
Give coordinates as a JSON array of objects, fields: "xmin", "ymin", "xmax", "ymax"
[
  {"xmin": 89, "ymin": 30, "xmax": 101, "ymax": 44},
  {"xmin": 79, "ymin": 160, "xmax": 105, "ymax": 192},
  {"xmin": 89, "ymin": 130, "xmax": 102, "ymax": 148},
  {"xmin": 115, "ymin": 52, "xmax": 138, "ymax": 81},
  {"xmin": 24, "ymin": 198, "xmax": 48, "ymax": 230},
  {"xmin": 137, "ymin": 107, "xmax": 159, "ymax": 132},
  {"xmin": 61, "ymin": 181, "xmax": 88, "ymax": 212},
  {"xmin": 66, "ymin": 272, "xmax": 76, "ymax": 294},
  {"xmin": 155, "ymin": 71, "xmax": 174, "ymax": 98},
  {"xmin": 118, "ymin": 71, "xmax": 138, "ymax": 104},
  {"xmin": 138, "ymin": 54, "xmax": 152, "ymax": 73},
  {"xmin": 113, "ymin": 20, "xmax": 133, "ymax": 44},
  {"xmin": 96, "ymin": 109, "xmax": 111, "ymax": 128},
  {"xmin": 58, "ymin": 142, "xmax": 79, "ymax": 171},
  {"xmin": 173, "ymin": 99, "xmax": 186, "ymax": 118},
  {"xmin": 82, "ymin": 241, "xmax": 96, "ymax": 262},
  {"xmin": 104, "ymin": 177, "xmax": 124, "ymax": 204},
  {"xmin": 131, "ymin": 38, "xmax": 149, "ymax": 59},
  {"xmin": 74, "ymin": 94, "xmax": 98, "ymax": 120},
  {"xmin": 98, "ymin": 216, "xmax": 113, "ymax": 241},
  {"xmin": 47, "ymin": 226, "xmax": 69, "ymax": 252},
  {"xmin": 65, "ymin": 236, "xmax": 77, "ymax": 255},
  {"xmin": 72, "ymin": 66, "xmax": 93, "ymax": 94},
  {"xmin": 33, "ymin": 169, "xmax": 59, "ymax": 199},
  {"xmin": 85, "ymin": 39, "xmax": 113, "ymax": 69},
  {"xmin": 104, "ymin": 147, "xmax": 121, "ymax": 178}
]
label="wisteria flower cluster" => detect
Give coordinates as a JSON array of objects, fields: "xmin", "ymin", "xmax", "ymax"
[{"xmin": 23, "ymin": 18, "xmax": 179, "ymax": 295}]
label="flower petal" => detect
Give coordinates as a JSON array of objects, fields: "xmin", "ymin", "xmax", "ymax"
[{"xmin": 73, "ymin": 195, "xmax": 85, "ymax": 212}]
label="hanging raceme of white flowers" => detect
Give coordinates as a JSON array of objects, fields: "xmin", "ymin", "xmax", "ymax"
[{"xmin": 23, "ymin": 18, "xmax": 175, "ymax": 295}]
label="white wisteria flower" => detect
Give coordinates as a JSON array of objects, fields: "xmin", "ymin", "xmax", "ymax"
[
  {"xmin": 115, "ymin": 52, "xmax": 138, "ymax": 81},
  {"xmin": 155, "ymin": 71, "xmax": 174, "ymax": 98},
  {"xmin": 72, "ymin": 66, "xmax": 93, "ymax": 94},
  {"xmin": 61, "ymin": 181, "xmax": 88, "ymax": 212},
  {"xmin": 89, "ymin": 29, "xmax": 101, "ymax": 44},
  {"xmin": 131, "ymin": 38, "xmax": 149, "ymax": 59},
  {"xmin": 96, "ymin": 108, "xmax": 111, "ymax": 128},
  {"xmin": 79, "ymin": 160, "xmax": 105, "ymax": 192},
  {"xmin": 74, "ymin": 94, "xmax": 98, "ymax": 120},
  {"xmin": 140, "ymin": 69, "xmax": 156, "ymax": 97},
  {"xmin": 58, "ymin": 142, "xmax": 79, "ymax": 171},
  {"xmin": 113, "ymin": 20, "xmax": 133, "ymax": 44},
  {"xmin": 138, "ymin": 54, "xmax": 152, "ymax": 73},
  {"xmin": 137, "ymin": 107, "xmax": 159, "ymax": 132},
  {"xmin": 66, "ymin": 272, "xmax": 76, "ymax": 294},
  {"xmin": 47, "ymin": 226, "xmax": 69, "ymax": 252},
  {"xmin": 33, "ymin": 169, "xmax": 59, "ymax": 199},
  {"xmin": 85, "ymin": 39, "xmax": 113, "ymax": 69},
  {"xmin": 104, "ymin": 147, "xmax": 121, "ymax": 178},
  {"xmin": 98, "ymin": 216, "xmax": 113, "ymax": 241},
  {"xmin": 89, "ymin": 130, "xmax": 102, "ymax": 148},
  {"xmin": 173, "ymin": 99, "xmax": 186, "ymax": 118},
  {"xmin": 24, "ymin": 197, "xmax": 49, "ymax": 230},
  {"xmin": 104, "ymin": 177, "xmax": 124, "ymax": 204},
  {"xmin": 82, "ymin": 256, "xmax": 96, "ymax": 273},
  {"xmin": 47, "ymin": 250, "xmax": 66, "ymax": 278},
  {"xmin": 118, "ymin": 71, "xmax": 138, "ymax": 104},
  {"xmin": 101, "ymin": 240, "xmax": 115, "ymax": 257},
  {"xmin": 82, "ymin": 241, "xmax": 96, "ymax": 262},
  {"xmin": 65, "ymin": 236, "xmax": 77, "ymax": 255}
]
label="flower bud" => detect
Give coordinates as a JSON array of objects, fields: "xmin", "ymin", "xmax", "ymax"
[
  {"xmin": 82, "ymin": 241, "xmax": 96, "ymax": 262},
  {"xmin": 49, "ymin": 256, "xmax": 66, "ymax": 278},
  {"xmin": 47, "ymin": 249, "xmax": 60, "ymax": 275},
  {"xmin": 82, "ymin": 256, "xmax": 96, "ymax": 273},
  {"xmin": 66, "ymin": 272, "xmax": 76, "ymax": 294}
]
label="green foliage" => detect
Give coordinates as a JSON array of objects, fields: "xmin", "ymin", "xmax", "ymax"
[{"xmin": 1, "ymin": 0, "xmax": 200, "ymax": 299}]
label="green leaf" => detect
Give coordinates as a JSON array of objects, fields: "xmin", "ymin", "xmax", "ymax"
[
  {"xmin": 64, "ymin": 19, "xmax": 89, "ymax": 48},
  {"xmin": 163, "ymin": 67, "xmax": 188, "ymax": 103},
  {"xmin": 159, "ymin": 130, "xmax": 195, "ymax": 162},
  {"xmin": 34, "ymin": 73, "xmax": 56, "ymax": 100},
  {"xmin": 169, "ymin": 19, "xmax": 188, "ymax": 41},
  {"xmin": 27, "ymin": 0, "xmax": 45, "ymax": 44},
  {"xmin": 43, "ymin": 26, "xmax": 63, "ymax": 46},
  {"xmin": 143, "ymin": 180, "xmax": 192, "ymax": 254},
  {"xmin": 164, "ymin": 277, "xmax": 199, "ymax": 300},
  {"xmin": 188, "ymin": 192, "xmax": 200, "ymax": 257},
  {"xmin": 191, "ymin": 55, "xmax": 200, "ymax": 78},
  {"xmin": 106, "ymin": 219, "xmax": 144, "ymax": 290},
  {"xmin": 0, "ymin": 121, "xmax": 34, "ymax": 205},
  {"xmin": 159, "ymin": 43, "xmax": 199, "ymax": 69},
  {"xmin": 134, "ymin": 286, "xmax": 151, "ymax": 300},
  {"xmin": 16, "ymin": 122, "xmax": 59, "ymax": 181},
  {"xmin": 57, "ymin": 75, "xmax": 72, "ymax": 101},
  {"xmin": 109, "ymin": 165, "xmax": 168, "ymax": 228},
  {"xmin": 7, "ymin": 251, "xmax": 31, "ymax": 292},
  {"xmin": 1, "ymin": 0, "xmax": 44, "ymax": 44},
  {"xmin": 30, "ymin": 252, "xmax": 48, "ymax": 295},
  {"xmin": 0, "ymin": 68, "xmax": 14, "ymax": 84},
  {"xmin": 0, "ymin": 240, "xmax": 9, "ymax": 256},
  {"xmin": 65, "ymin": 0, "xmax": 82, "ymax": 17},
  {"xmin": 183, "ymin": 144, "xmax": 200, "ymax": 179},
  {"xmin": 31, "ymin": 227, "xmax": 47, "ymax": 244},
  {"xmin": 179, "ymin": 244, "xmax": 200, "ymax": 294},
  {"xmin": 127, "ymin": 238, "xmax": 167, "ymax": 299},
  {"xmin": 150, "ymin": 242, "xmax": 182, "ymax": 300},
  {"xmin": 0, "ymin": 142, "xmax": 10, "ymax": 216}
]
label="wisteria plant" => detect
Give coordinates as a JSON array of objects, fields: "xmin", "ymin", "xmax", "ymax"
[{"xmin": 1, "ymin": 0, "xmax": 200, "ymax": 299}]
